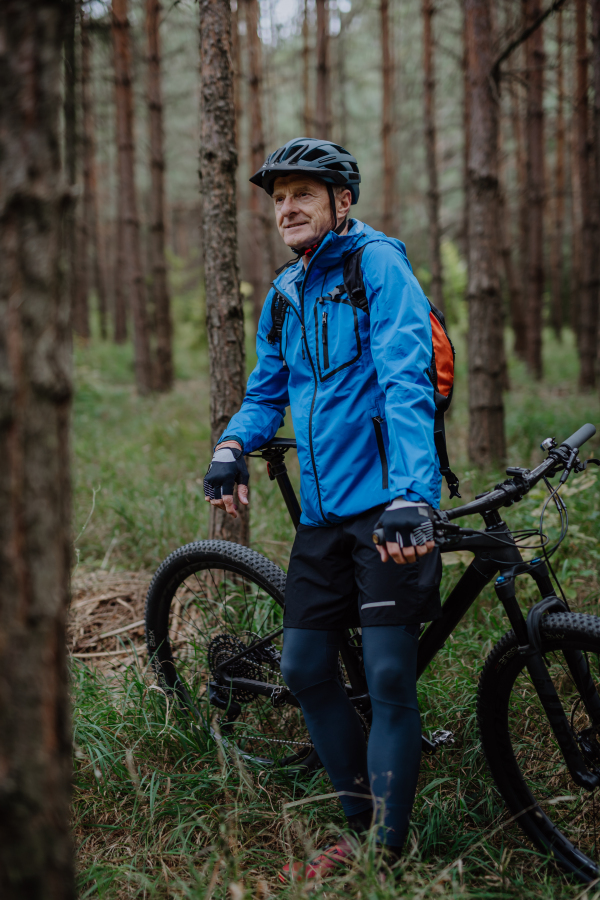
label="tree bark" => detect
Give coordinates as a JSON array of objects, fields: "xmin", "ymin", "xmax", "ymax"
[
  {"xmin": 303, "ymin": 0, "xmax": 312, "ymax": 135},
  {"xmin": 64, "ymin": 0, "xmax": 81, "ymax": 339},
  {"xmin": 593, "ymin": 0, "xmax": 600, "ymax": 382},
  {"xmin": 422, "ymin": 0, "xmax": 443, "ymax": 311},
  {"xmin": 576, "ymin": 0, "xmax": 599, "ymax": 387},
  {"xmin": 245, "ymin": 0, "xmax": 275, "ymax": 329},
  {"xmin": 461, "ymin": 11, "xmax": 470, "ymax": 260},
  {"xmin": 550, "ymin": 9, "xmax": 565, "ymax": 339},
  {"xmin": 509, "ymin": 75, "xmax": 529, "ymax": 359},
  {"xmin": 199, "ymin": 0, "xmax": 249, "ymax": 545},
  {"xmin": 465, "ymin": 0, "xmax": 506, "ymax": 466},
  {"xmin": 315, "ymin": 0, "xmax": 331, "ymax": 138},
  {"xmin": 380, "ymin": 0, "xmax": 396, "ymax": 237},
  {"xmin": 0, "ymin": 1, "xmax": 74, "ymax": 896},
  {"xmin": 81, "ymin": 12, "xmax": 108, "ymax": 341},
  {"xmin": 523, "ymin": 0, "xmax": 546, "ymax": 380},
  {"xmin": 146, "ymin": 0, "xmax": 173, "ymax": 391},
  {"xmin": 113, "ymin": 210, "xmax": 128, "ymax": 343},
  {"xmin": 112, "ymin": 0, "xmax": 153, "ymax": 393}
]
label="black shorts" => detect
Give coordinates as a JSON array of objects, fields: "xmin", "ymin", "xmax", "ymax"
[{"xmin": 283, "ymin": 505, "xmax": 442, "ymax": 629}]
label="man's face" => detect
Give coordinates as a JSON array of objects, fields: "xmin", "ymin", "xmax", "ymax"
[{"xmin": 272, "ymin": 175, "xmax": 351, "ymax": 250}]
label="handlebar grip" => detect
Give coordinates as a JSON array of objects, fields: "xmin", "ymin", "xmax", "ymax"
[
  {"xmin": 372, "ymin": 528, "xmax": 386, "ymax": 545},
  {"xmin": 561, "ymin": 423, "xmax": 597, "ymax": 451}
]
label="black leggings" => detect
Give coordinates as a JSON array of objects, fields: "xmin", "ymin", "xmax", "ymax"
[{"xmin": 280, "ymin": 625, "xmax": 421, "ymax": 849}]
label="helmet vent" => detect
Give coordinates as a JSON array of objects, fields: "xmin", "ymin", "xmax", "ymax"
[
  {"xmin": 283, "ymin": 143, "xmax": 306, "ymax": 162},
  {"xmin": 302, "ymin": 147, "xmax": 329, "ymax": 162}
]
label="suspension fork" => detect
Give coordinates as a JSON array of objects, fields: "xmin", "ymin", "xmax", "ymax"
[
  {"xmin": 528, "ymin": 561, "xmax": 600, "ymax": 727},
  {"xmin": 495, "ymin": 565, "xmax": 600, "ymax": 790}
]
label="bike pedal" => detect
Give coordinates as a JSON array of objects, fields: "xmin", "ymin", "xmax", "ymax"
[{"xmin": 431, "ymin": 729, "xmax": 455, "ymax": 748}]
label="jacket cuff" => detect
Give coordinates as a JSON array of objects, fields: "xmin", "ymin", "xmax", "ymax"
[{"xmin": 215, "ymin": 434, "xmax": 244, "ymax": 452}]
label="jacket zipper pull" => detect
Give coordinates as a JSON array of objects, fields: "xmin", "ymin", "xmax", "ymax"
[
  {"xmin": 322, "ymin": 311, "xmax": 329, "ymax": 368},
  {"xmin": 301, "ymin": 325, "xmax": 306, "ymax": 359}
]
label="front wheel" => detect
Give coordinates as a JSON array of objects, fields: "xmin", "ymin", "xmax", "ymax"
[
  {"xmin": 144, "ymin": 540, "xmax": 320, "ymax": 771},
  {"xmin": 478, "ymin": 613, "xmax": 600, "ymax": 882}
]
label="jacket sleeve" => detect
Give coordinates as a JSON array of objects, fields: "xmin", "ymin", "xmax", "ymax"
[
  {"xmin": 362, "ymin": 241, "xmax": 440, "ymax": 506},
  {"xmin": 217, "ymin": 288, "xmax": 290, "ymax": 453}
]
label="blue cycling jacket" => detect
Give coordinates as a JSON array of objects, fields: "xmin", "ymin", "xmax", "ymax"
[{"xmin": 219, "ymin": 219, "xmax": 441, "ymax": 526}]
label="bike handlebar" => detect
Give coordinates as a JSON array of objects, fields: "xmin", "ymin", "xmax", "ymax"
[
  {"xmin": 371, "ymin": 422, "xmax": 597, "ymax": 545},
  {"xmin": 562, "ymin": 423, "xmax": 596, "ymax": 451}
]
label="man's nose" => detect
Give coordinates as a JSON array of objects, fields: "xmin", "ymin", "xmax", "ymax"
[{"xmin": 279, "ymin": 195, "xmax": 296, "ymax": 218}]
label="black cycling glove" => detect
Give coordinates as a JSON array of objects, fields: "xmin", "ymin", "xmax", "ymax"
[
  {"xmin": 203, "ymin": 446, "xmax": 249, "ymax": 500},
  {"xmin": 377, "ymin": 499, "xmax": 435, "ymax": 548}
]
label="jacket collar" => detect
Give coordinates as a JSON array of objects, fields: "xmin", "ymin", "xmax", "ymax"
[{"xmin": 273, "ymin": 220, "xmax": 380, "ymax": 302}]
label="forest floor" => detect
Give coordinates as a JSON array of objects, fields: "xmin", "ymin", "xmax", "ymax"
[{"xmin": 71, "ymin": 325, "xmax": 600, "ymax": 899}]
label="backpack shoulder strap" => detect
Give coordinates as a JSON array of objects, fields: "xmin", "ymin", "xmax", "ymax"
[{"xmin": 343, "ymin": 245, "xmax": 369, "ymax": 314}]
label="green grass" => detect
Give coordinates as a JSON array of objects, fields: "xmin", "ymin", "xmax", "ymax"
[{"xmin": 72, "ymin": 323, "xmax": 600, "ymax": 898}]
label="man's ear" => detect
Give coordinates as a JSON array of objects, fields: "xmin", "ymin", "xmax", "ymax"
[{"xmin": 337, "ymin": 189, "xmax": 353, "ymax": 219}]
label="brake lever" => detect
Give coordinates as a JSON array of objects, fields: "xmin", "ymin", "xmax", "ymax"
[
  {"xmin": 575, "ymin": 458, "xmax": 600, "ymax": 473},
  {"xmin": 559, "ymin": 448, "xmax": 579, "ymax": 484}
]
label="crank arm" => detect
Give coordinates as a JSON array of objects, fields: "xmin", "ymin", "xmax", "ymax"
[{"xmin": 212, "ymin": 677, "xmax": 301, "ymax": 708}]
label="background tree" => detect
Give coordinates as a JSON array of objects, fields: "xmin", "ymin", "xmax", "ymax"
[
  {"xmin": 465, "ymin": 0, "xmax": 506, "ymax": 465},
  {"xmin": 575, "ymin": 0, "xmax": 598, "ymax": 388},
  {"xmin": 112, "ymin": 0, "xmax": 153, "ymax": 393},
  {"xmin": 245, "ymin": 0, "xmax": 275, "ymax": 327},
  {"xmin": 64, "ymin": 0, "xmax": 81, "ymax": 338},
  {"xmin": 0, "ymin": 0, "xmax": 74, "ymax": 895},
  {"xmin": 380, "ymin": 0, "xmax": 396, "ymax": 237},
  {"xmin": 81, "ymin": 9, "xmax": 108, "ymax": 340},
  {"xmin": 422, "ymin": 0, "xmax": 443, "ymax": 311},
  {"xmin": 146, "ymin": 0, "xmax": 173, "ymax": 391},
  {"xmin": 199, "ymin": 0, "xmax": 249, "ymax": 545},
  {"xmin": 303, "ymin": 0, "xmax": 312, "ymax": 135},
  {"xmin": 523, "ymin": 0, "xmax": 546, "ymax": 380},
  {"xmin": 315, "ymin": 0, "xmax": 331, "ymax": 138},
  {"xmin": 550, "ymin": 9, "xmax": 565, "ymax": 339}
]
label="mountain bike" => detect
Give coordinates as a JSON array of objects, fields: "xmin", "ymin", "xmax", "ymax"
[{"xmin": 145, "ymin": 422, "xmax": 600, "ymax": 882}]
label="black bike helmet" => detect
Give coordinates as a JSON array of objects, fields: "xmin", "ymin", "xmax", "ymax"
[{"xmin": 250, "ymin": 137, "xmax": 361, "ymax": 205}]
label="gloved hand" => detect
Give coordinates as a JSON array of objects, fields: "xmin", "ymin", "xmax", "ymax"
[
  {"xmin": 204, "ymin": 446, "xmax": 249, "ymax": 505},
  {"xmin": 375, "ymin": 498, "xmax": 435, "ymax": 565}
]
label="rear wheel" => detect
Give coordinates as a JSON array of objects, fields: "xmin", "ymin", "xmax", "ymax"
[
  {"xmin": 478, "ymin": 613, "xmax": 600, "ymax": 882},
  {"xmin": 145, "ymin": 540, "xmax": 320, "ymax": 770}
]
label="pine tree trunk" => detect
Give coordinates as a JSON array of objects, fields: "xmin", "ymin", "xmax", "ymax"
[
  {"xmin": 0, "ymin": 1, "xmax": 74, "ymax": 895},
  {"xmin": 315, "ymin": 0, "xmax": 331, "ymax": 139},
  {"xmin": 146, "ymin": 0, "xmax": 173, "ymax": 392},
  {"xmin": 509, "ymin": 76, "xmax": 529, "ymax": 359},
  {"xmin": 231, "ymin": 0, "xmax": 242, "ymax": 147},
  {"xmin": 461, "ymin": 11, "xmax": 470, "ymax": 260},
  {"xmin": 64, "ymin": 0, "xmax": 80, "ymax": 339},
  {"xmin": 465, "ymin": 0, "xmax": 506, "ymax": 466},
  {"xmin": 245, "ymin": 0, "xmax": 274, "ymax": 329},
  {"xmin": 550, "ymin": 10, "xmax": 565, "ymax": 340},
  {"xmin": 523, "ymin": 0, "xmax": 546, "ymax": 380},
  {"xmin": 81, "ymin": 12, "xmax": 108, "ymax": 340},
  {"xmin": 593, "ymin": 0, "xmax": 600, "ymax": 383},
  {"xmin": 199, "ymin": 0, "xmax": 249, "ymax": 546},
  {"xmin": 381, "ymin": 0, "xmax": 396, "ymax": 237},
  {"xmin": 303, "ymin": 0, "xmax": 312, "ymax": 135},
  {"xmin": 498, "ymin": 129, "xmax": 518, "ymax": 388},
  {"xmin": 422, "ymin": 0, "xmax": 443, "ymax": 311},
  {"xmin": 113, "ymin": 209, "xmax": 128, "ymax": 343},
  {"xmin": 576, "ymin": 0, "xmax": 598, "ymax": 387},
  {"xmin": 112, "ymin": 0, "xmax": 153, "ymax": 393}
]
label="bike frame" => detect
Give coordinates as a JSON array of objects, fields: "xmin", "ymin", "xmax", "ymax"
[{"xmin": 237, "ymin": 437, "xmax": 600, "ymax": 784}]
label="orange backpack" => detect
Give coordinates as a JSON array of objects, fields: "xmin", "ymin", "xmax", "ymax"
[{"xmin": 343, "ymin": 246, "xmax": 460, "ymax": 499}]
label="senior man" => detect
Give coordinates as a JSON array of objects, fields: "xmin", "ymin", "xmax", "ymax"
[{"xmin": 203, "ymin": 138, "xmax": 443, "ymax": 880}]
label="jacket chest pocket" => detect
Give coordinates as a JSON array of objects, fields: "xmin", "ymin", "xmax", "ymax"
[{"xmin": 314, "ymin": 288, "xmax": 362, "ymax": 380}]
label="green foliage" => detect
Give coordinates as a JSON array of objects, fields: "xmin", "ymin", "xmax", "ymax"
[{"xmin": 72, "ymin": 329, "xmax": 600, "ymax": 896}]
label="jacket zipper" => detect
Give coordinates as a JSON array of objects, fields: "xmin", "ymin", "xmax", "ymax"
[
  {"xmin": 372, "ymin": 416, "xmax": 389, "ymax": 490},
  {"xmin": 273, "ymin": 246, "xmax": 330, "ymax": 523},
  {"xmin": 321, "ymin": 311, "xmax": 329, "ymax": 368}
]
